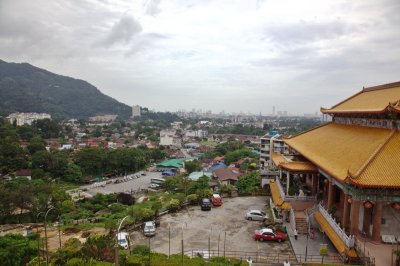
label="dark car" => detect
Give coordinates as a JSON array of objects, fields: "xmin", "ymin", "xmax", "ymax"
[
  {"xmin": 200, "ymin": 198, "xmax": 211, "ymax": 211},
  {"xmin": 254, "ymin": 228, "xmax": 286, "ymax": 242}
]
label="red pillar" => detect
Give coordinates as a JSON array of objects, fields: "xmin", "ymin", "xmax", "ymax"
[
  {"xmin": 350, "ymin": 200, "xmax": 361, "ymax": 236},
  {"xmin": 327, "ymin": 181, "xmax": 334, "ymax": 209},
  {"xmin": 362, "ymin": 207, "xmax": 371, "ymax": 235},
  {"xmin": 342, "ymin": 194, "xmax": 350, "ymax": 230},
  {"xmin": 372, "ymin": 201, "xmax": 383, "ymax": 241},
  {"xmin": 312, "ymin": 174, "xmax": 318, "ymax": 196}
]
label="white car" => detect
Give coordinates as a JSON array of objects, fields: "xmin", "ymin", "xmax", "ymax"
[
  {"xmin": 245, "ymin": 210, "xmax": 268, "ymax": 221},
  {"xmin": 144, "ymin": 221, "xmax": 156, "ymax": 236},
  {"xmin": 149, "ymin": 183, "xmax": 160, "ymax": 189},
  {"xmin": 117, "ymin": 232, "xmax": 129, "ymax": 249}
]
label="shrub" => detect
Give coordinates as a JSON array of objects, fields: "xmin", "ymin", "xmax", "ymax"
[
  {"xmin": 186, "ymin": 194, "xmax": 198, "ymax": 205},
  {"xmin": 168, "ymin": 199, "xmax": 180, "ymax": 212},
  {"xmin": 109, "ymin": 203, "xmax": 125, "ymax": 214},
  {"xmin": 131, "ymin": 245, "xmax": 150, "ymax": 256}
]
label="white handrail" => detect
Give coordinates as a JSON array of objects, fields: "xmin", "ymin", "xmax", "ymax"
[
  {"xmin": 275, "ymin": 177, "xmax": 317, "ymax": 202},
  {"xmin": 318, "ymin": 203, "xmax": 354, "ymax": 248}
]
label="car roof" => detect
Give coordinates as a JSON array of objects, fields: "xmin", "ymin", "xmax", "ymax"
[
  {"xmin": 117, "ymin": 232, "xmax": 128, "ymax": 237},
  {"xmin": 259, "ymin": 228, "xmax": 274, "ymax": 233},
  {"xmin": 249, "ymin": 210, "xmax": 263, "ymax": 213},
  {"xmin": 144, "ymin": 221, "xmax": 155, "ymax": 226}
]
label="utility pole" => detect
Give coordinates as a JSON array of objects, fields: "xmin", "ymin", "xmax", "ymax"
[
  {"xmin": 44, "ymin": 207, "xmax": 57, "ymax": 266},
  {"xmin": 36, "ymin": 212, "xmax": 45, "ymax": 266},
  {"xmin": 115, "ymin": 216, "xmax": 129, "ymax": 266}
]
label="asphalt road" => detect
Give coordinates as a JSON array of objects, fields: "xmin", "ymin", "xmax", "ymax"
[{"xmin": 129, "ymin": 196, "xmax": 293, "ymax": 258}]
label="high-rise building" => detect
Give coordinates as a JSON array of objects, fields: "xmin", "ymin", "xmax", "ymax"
[{"xmin": 132, "ymin": 105, "xmax": 141, "ymax": 118}]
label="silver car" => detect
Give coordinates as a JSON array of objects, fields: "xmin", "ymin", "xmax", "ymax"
[{"xmin": 245, "ymin": 210, "xmax": 267, "ymax": 221}]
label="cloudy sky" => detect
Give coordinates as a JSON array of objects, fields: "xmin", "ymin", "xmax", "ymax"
[{"xmin": 1, "ymin": 0, "xmax": 399, "ymax": 115}]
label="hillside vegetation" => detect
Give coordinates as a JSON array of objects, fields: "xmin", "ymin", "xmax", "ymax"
[{"xmin": 0, "ymin": 59, "xmax": 131, "ymax": 119}]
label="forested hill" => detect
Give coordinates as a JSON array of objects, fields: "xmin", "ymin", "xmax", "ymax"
[{"xmin": 0, "ymin": 59, "xmax": 131, "ymax": 119}]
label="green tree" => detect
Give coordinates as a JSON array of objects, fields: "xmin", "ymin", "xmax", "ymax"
[
  {"xmin": 0, "ymin": 125, "xmax": 28, "ymax": 173},
  {"xmin": 236, "ymin": 171, "xmax": 260, "ymax": 195},
  {"xmin": 27, "ymin": 135, "xmax": 46, "ymax": 155},
  {"xmin": 74, "ymin": 148, "xmax": 107, "ymax": 176},
  {"xmin": 0, "ymin": 234, "xmax": 38, "ymax": 266},
  {"xmin": 184, "ymin": 160, "xmax": 201, "ymax": 174},
  {"xmin": 32, "ymin": 118, "xmax": 61, "ymax": 139},
  {"xmin": 63, "ymin": 163, "xmax": 84, "ymax": 183}
]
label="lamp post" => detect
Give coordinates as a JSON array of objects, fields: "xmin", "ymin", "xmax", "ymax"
[
  {"xmin": 44, "ymin": 207, "xmax": 58, "ymax": 266},
  {"xmin": 36, "ymin": 212, "xmax": 45, "ymax": 266},
  {"xmin": 116, "ymin": 216, "xmax": 130, "ymax": 266},
  {"xmin": 363, "ymin": 231, "xmax": 367, "ymax": 260}
]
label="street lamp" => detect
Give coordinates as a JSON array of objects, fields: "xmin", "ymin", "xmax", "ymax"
[
  {"xmin": 44, "ymin": 207, "xmax": 58, "ymax": 266},
  {"xmin": 36, "ymin": 212, "xmax": 45, "ymax": 266},
  {"xmin": 115, "ymin": 216, "xmax": 130, "ymax": 266}
]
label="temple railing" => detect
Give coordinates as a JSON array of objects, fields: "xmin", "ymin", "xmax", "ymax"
[
  {"xmin": 318, "ymin": 203, "xmax": 355, "ymax": 248},
  {"xmin": 275, "ymin": 177, "xmax": 317, "ymax": 202}
]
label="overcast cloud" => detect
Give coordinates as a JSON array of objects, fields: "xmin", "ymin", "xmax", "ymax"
[{"xmin": 0, "ymin": 0, "xmax": 399, "ymax": 115}]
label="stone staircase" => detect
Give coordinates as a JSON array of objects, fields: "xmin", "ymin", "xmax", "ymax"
[{"xmin": 295, "ymin": 211, "xmax": 308, "ymax": 234}]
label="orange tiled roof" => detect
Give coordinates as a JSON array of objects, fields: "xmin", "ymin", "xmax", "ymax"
[
  {"xmin": 269, "ymin": 180, "xmax": 291, "ymax": 210},
  {"xmin": 272, "ymin": 152, "xmax": 318, "ymax": 172},
  {"xmin": 284, "ymin": 123, "xmax": 400, "ymax": 188},
  {"xmin": 315, "ymin": 211, "xmax": 358, "ymax": 258},
  {"xmin": 321, "ymin": 81, "xmax": 400, "ymax": 114},
  {"xmin": 271, "ymin": 152, "xmax": 288, "ymax": 165},
  {"xmin": 280, "ymin": 161, "xmax": 318, "ymax": 172},
  {"xmin": 348, "ymin": 132, "xmax": 400, "ymax": 188}
]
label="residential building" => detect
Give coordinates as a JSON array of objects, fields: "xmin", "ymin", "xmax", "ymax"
[
  {"xmin": 259, "ymin": 131, "xmax": 289, "ymax": 172},
  {"xmin": 132, "ymin": 105, "xmax": 141, "ymax": 118},
  {"xmin": 160, "ymin": 130, "xmax": 181, "ymax": 147},
  {"xmin": 89, "ymin": 114, "xmax": 117, "ymax": 123},
  {"xmin": 6, "ymin": 112, "xmax": 51, "ymax": 126},
  {"xmin": 213, "ymin": 168, "xmax": 242, "ymax": 186}
]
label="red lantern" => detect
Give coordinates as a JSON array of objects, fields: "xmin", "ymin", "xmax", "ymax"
[
  {"xmin": 347, "ymin": 197, "xmax": 353, "ymax": 204},
  {"xmin": 324, "ymin": 179, "xmax": 329, "ymax": 184},
  {"xmin": 392, "ymin": 203, "xmax": 400, "ymax": 210},
  {"xmin": 364, "ymin": 201, "xmax": 373, "ymax": 209}
]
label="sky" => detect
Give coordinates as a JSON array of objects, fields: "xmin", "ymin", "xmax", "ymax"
[{"xmin": 0, "ymin": 0, "xmax": 399, "ymax": 115}]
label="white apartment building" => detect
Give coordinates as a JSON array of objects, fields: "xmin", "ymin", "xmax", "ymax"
[
  {"xmin": 6, "ymin": 112, "xmax": 51, "ymax": 126},
  {"xmin": 184, "ymin": 129, "xmax": 208, "ymax": 138},
  {"xmin": 132, "ymin": 105, "xmax": 141, "ymax": 118},
  {"xmin": 259, "ymin": 131, "xmax": 289, "ymax": 171},
  {"xmin": 160, "ymin": 130, "xmax": 181, "ymax": 147}
]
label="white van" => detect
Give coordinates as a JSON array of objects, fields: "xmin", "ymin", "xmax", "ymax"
[
  {"xmin": 144, "ymin": 221, "xmax": 156, "ymax": 236},
  {"xmin": 117, "ymin": 232, "xmax": 129, "ymax": 249}
]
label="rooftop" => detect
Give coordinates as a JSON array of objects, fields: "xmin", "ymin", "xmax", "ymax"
[
  {"xmin": 321, "ymin": 81, "xmax": 400, "ymax": 114},
  {"xmin": 284, "ymin": 123, "xmax": 400, "ymax": 188}
]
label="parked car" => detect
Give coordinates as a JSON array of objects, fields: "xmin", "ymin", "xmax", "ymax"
[
  {"xmin": 212, "ymin": 194, "xmax": 222, "ymax": 206},
  {"xmin": 144, "ymin": 221, "xmax": 156, "ymax": 236},
  {"xmin": 245, "ymin": 210, "xmax": 267, "ymax": 221},
  {"xmin": 200, "ymin": 198, "xmax": 212, "ymax": 211},
  {"xmin": 254, "ymin": 228, "xmax": 286, "ymax": 242},
  {"xmin": 117, "ymin": 232, "xmax": 129, "ymax": 249},
  {"xmin": 149, "ymin": 183, "xmax": 160, "ymax": 189}
]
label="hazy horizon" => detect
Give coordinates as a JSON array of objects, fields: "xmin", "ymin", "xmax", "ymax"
[{"xmin": 1, "ymin": 0, "xmax": 399, "ymax": 115}]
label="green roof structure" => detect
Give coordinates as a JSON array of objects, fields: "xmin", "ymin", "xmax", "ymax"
[{"xmin": 156, "ymin": 159, "xmax": 184, "ymax": 169}]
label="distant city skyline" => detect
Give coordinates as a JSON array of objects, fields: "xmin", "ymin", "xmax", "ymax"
[{"xmin": 0, "ymin": 0, "xmax": 399, "ymax": 115}]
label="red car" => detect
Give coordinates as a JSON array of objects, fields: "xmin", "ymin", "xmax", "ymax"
[{"xmin": 254, "ymin": 228, "xmax": 286, "ymax": 242}]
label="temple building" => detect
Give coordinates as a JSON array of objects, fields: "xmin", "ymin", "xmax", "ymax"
[{"xmin": 268, "ymin": 81, "xmax": 400, "ymax": 261}]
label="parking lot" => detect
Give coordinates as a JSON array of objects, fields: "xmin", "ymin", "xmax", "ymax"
[
  {"xmin": 130, "ymin": 196, "xmax": 293, "ymax": 258},
  {"xmin": 82, "ymin": 171, "xmax": 163, "ymax": 196}
]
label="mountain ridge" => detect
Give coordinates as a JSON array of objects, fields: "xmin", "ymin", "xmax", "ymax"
[{"xmin": 0, "ymin": 59, "xmax": 132, "ymax": 119}]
